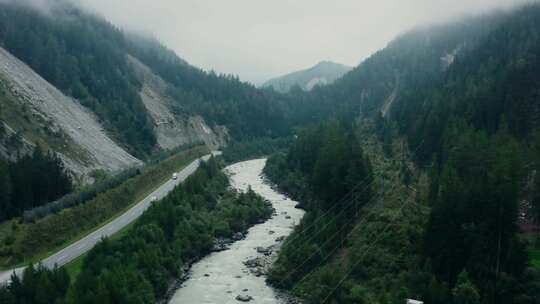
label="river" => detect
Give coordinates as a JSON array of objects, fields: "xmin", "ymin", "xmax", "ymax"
[{"xmin": 168, "ymin": 158, "xmax": 304, "ymax": 304}]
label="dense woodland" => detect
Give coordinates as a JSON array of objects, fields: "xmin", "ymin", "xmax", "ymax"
[
  {"xmin": 127, "ymin": 35, "xmax": 292, "ymax": 139},
  {"xmin": 264, "ymin": 122, "xmax": 374, "ymax": 287},
  {"xmin": 0, "ymin": 264, "xmax": 70, "ymax": 304},
  {"xmin": 0, "ymin": 148, "xmax": 72, "ymax": 222},
  {"xmin": 262, "ymin": 5, "xmax": 540, "ymax": 304},
  {"xmin": 265, "ymin": 123, "xmax": 540, "ymax": 303}
]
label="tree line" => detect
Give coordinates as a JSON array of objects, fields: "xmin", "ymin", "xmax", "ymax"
[
  {"xmin": 0, "ymin": 148, "xmax": 72, "ymax": 222},
  {"xmin": 0, "ymin": 157, "xmax": 273, "ymax": 303},
  {"xmin": 264, "ymin": 121, "xmax": 374, "ymax": 289},
  {"xmin": 71, "ymin": 157, "xmax": 272, "ymax": 303}
]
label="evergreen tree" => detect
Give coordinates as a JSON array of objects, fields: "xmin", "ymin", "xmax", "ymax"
[{"xmin": 452, "ymin": 271, "xmax": 480, "ymax": 304}]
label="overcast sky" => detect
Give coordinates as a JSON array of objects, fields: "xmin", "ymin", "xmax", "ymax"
[{"xmin": 78, "ymin": 0, "xmax": 528, "ymax": 84}]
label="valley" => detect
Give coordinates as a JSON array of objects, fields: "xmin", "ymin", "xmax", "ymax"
[
  {"xmin": 1, "ymin": 1, "xmax": 540, "ymax": 304},
  {"xmin": 169, "ymin": 159, "xmax": 303, "ymax": 304}
]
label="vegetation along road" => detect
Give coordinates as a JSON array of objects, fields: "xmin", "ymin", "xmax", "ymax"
[{"xmin": 0, "ymin": 151, "xmax": 221, "ymax": 285}]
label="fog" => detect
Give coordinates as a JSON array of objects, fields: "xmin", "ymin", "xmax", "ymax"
[{"xmin": 77, "ymin": 0, "xmax": 528, "ymax": 84}]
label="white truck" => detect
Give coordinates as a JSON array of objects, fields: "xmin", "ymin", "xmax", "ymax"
[{"xmin": 172, "ymin": 173, "xmax": 178, "ymax": 180}]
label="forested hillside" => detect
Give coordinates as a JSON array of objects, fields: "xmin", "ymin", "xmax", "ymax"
[
  {"xmin": 128, "ymin": 36, "xmax": 292, "ymax": 139},
  {"xmin": 287, "ymin": 11, "xmax": 507, "ymax": 126},
  {"xmin": 0, "ymin": 1, "xmax": 292, "ymax": 159},
  {"xmin": 262, "ymin": 4, "xmax": 540, "ymax": 304},
  {"xmin": 0, "ymin": 3, "xmax": 155, "ymax": 156}
]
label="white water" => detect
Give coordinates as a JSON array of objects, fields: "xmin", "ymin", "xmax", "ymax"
[{"xmin": 168, "ymin": 159, "xmax": 304, "ymax": 304}]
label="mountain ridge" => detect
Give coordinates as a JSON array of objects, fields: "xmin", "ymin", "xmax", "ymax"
[{"xmin": 262, "ymin": 60, "xmax": 352, "ymax": 93}]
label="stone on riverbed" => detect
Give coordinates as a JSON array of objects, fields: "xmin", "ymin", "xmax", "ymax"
[
  {"xmin": 236, "ymin": 294, "xmax": 253, "ymax": 302},
  {"xmin": 233, "ymin": 232, "xmax": 245, "ymax": 240},
  {"xmin": 256, "ymin": 246, "xmax": 272, "ymax": 255},
  {"xmin": 275, "ymin": 236, "xmax": 285, "ymax": 242}
]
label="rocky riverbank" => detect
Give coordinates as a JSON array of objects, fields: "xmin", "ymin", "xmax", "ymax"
[{"xmin": 168, "ymin": 159, "xmax": 304, "ymax": 304}]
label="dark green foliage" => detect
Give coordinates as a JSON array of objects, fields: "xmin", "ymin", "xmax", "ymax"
[
  {"xmin": 264, "ymin": 121, "xmax": 373, "ymax": 289},
  {"xmin": 69, "ymin": 158, "xmax": 272, "ymax": 303},
  {"xmin": 0, "ymin": 264, "xmax": 70, "ymax": 304},
  {"xmin": 451, "ymin": 271, "xmax": 480, "ymax": 304},
  {"xmin": 0, "ymin": 148, "xmax": 72, "ymax": 222},
  {"xmin": 425, "ymin": 127, "xmax": 530, "ymax": 303},
  {"xmin": 22, "ymin": 168, "xmax": 139, "ymax": 223},
  {"xmin": 285, "ymin": 13, "xmax": 505, "ymax": 130},
  {"xmin": 0, "ymin": 3, "xmax": 156, "ymax": 156},
  {"xmin": 221, "ymin": 137, "xmax": 292, "ymax": 163},
  {"xmin": 391, "ymin": 5, "xmax": 540, "ymax": 164},
  {"xmin": 267, "ymin": 121, "xmax": 373, "ymax": 210},
  {"xmin": 0, "ymin": 146, "xmax": 207, "ymax": 268},
  {"xmin": 127, "ymin": 35, "xmax": 292, "ymax": 140}
]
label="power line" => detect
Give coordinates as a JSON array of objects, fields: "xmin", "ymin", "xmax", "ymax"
[
  {"xmin": 279, "ymin": 139, "xmax": 423, "ymax": 250},
  {"xmin": 273, "ymin": 139, "xmax": 425, "ymax": 297},
  {"xmin": 320, "ymin": 197, "xmax": 411, "ymax": 303},
  {"xmin": 280, "ymin": 139, "xmax": 424, "ymax": 297},
  {"xmin": 278, "ymin": 177, "xmax": 378, "ymax": 261},
  {"xmin": 279, "ymin": 172, "xmax": 374, "ymax": 248},
  {"xmin": 276, "ymin": 182, "xmax": 399, "ymax": 287},
  {"xmin": 286, "ymin": 180, "xmax": 406, "ymax": 292}
]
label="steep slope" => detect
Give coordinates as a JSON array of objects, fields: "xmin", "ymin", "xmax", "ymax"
[
  {"xmin": 287, "ymin": 13, "xmax": 507, "ymax": 126},
  {"xmin": 0, "ymin": 46, "xmax": 141, "ymax": 180},
  {"xmin": 262, "ymin": 61, "xmax": 352, "ymax": 93},
  {"xmin": 265, "ymin": 6, "xmax": 540, "ymax": 304},
  {"xmin": 0, "ymin": 1, "xmax": 290, "ymax": 155},
  {"xmin": 127, "ymin": 35, "xmax": 291, "ymax": 139},
  {"xmin": 0, "ymin": 2, "xmax": 156, "ymax": 156},
  {"xmin": 129, "ymin": 56, "xmax": 228, "ymax": 149},
  {"xmin": 391, "ymin": 5, "xmax": 540, "ymax": 162}
]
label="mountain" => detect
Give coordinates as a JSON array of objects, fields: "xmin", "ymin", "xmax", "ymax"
[
  {"xmin": 0, "ymin": 1, "xmax": 289, "ymax": 181},
  {"xmin": 263, "ymin": 5, "xmax": 540, "ymax": 304},
  {"xmin": 262, "ymin": 61, "xmax": 352, "ymax": 93}
]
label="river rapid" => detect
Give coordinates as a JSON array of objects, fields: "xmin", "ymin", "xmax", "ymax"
[{"xmin": 168, "ymin": 158, "xmax": 304, "ymax": 304}]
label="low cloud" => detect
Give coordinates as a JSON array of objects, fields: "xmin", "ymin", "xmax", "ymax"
[{"xmin": 71, "ymin": 0, "xmax": 532, "ymax": 83}]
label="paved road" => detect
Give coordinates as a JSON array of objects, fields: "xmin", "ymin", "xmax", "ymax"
[{"xmin": 0, "ymin": 152, "xmax": 220, "ymax": 285}]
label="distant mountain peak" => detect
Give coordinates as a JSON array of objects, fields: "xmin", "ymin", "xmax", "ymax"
[{"xmin": 262, "ymin": 60, "xmax": 352, "ymax": 93}]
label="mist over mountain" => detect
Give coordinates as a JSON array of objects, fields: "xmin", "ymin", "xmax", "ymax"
[{"xmin": 261, "ymin": 61, "xmax": 352, "ymax": 93}]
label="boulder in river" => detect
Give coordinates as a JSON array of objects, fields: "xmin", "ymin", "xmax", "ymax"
[
  {"xmin": 256, "ymin": 246, "xmax": 272, "ymax": 255},
  {"xmin": 233, "ymin": 232, "xmax": 245, "ymax": 241},
  {"xmin": 244, "ymin": 257, "xmax": 265, "ymax": 268},
  {"xmin": 212, "ymin": 237, "xmax": 233, "ymax": 252},
  {"xmin": 236, "ymin": 295, "xmax": 253, "ymax": 302}
]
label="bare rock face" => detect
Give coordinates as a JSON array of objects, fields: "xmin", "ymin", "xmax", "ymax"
[
  {"xmin": 129, "ymin": 56, "xmax": 228, "ymax": 150},
  {"xmin": 0, "ymin": 47, "xmax": 141, "ymax": 181}
]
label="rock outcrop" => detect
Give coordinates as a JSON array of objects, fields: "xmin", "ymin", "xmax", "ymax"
[
  {"xmin": 0, "ymin": 47, "xmax": 141, "ymax": 181},
  {"xmin": 129, "ymin": 56, "xmax": 228, "ymax": 150}
]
